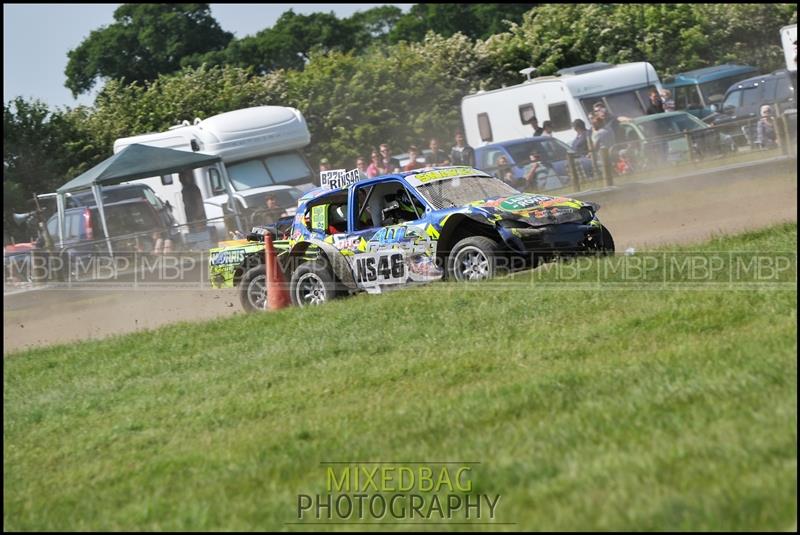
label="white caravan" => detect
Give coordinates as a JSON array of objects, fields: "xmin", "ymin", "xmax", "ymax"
[
  {"xmin": 113, "ymin": 106, "xmax": 314, "ymax": 236},
  {"xmin": 461, "ymin": 62, "xmax": 662, "ymax": 146}
]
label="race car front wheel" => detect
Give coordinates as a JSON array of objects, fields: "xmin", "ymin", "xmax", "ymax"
[
  {"xmin": 239, "ymin": 264, "xmax": 267, "ymax": 312},
  {"xmin": 447, "ymin": 236, "xmax": 500, "ymax": 282},
  {"xmin": 290, "ymin": 261, "xmax": 337, "ymax": 307}
]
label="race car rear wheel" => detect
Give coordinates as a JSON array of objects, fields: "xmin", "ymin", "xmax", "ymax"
[
  {"xmin": 290, "ymin": 261, "xmax": 337, "ymax": 307},
  {"xmin": 447, "ymin": 236, "xmax": 500, "ymax": 282},
  {"xmin": 239, "ymin": 264, "xmax": 267, "ymax": 312},
  {"xmin": 599, "ymin": 226, "xmax": 615, "ymax": 255}
]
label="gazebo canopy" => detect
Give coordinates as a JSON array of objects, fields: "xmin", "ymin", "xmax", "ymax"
[{"xmin": 57, "ymin": 144, "xmax": 221, "ymax": 193}]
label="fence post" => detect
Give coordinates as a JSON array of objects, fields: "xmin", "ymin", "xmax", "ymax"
[
  {"xmin": 684, "ymin": 131, "xmax": 695, "ymax": 163},
  {"xmin": 775, "ymin": 114, "xmax": 789, "ymax": 156},
  {"xmin": 567, "ymin": 152, "xmax": 581, "ymax": 193},
  {"xmin": 600, "ymin": 147, "xmax": 613, "ymax": 187}
]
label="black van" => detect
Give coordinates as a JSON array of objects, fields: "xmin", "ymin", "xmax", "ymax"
[
  {"xmin": 713, "ymin": 70, "xmax": 796, "ymax": 121},
  {"xmin": 707, "ymin": 69, "xmax": 795, "ymax": 146}
]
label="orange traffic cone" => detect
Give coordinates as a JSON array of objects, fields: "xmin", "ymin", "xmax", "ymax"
[{"xmin": 264, "ymin": 232, "xmax": 292, "ymax": 310}]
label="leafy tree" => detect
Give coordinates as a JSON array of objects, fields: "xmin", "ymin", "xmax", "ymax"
[
  {"xmin": 388, "ymin": 4, "xmax": 537, "ymax": 42},
  {"xmin": 349, "ymin": 5, "xmax": 404, "ymax": 48},
  {"xmin": 65, "ymin": 4, "xmax": 233, "ymax": 96},
  {"xmin": 201, "ymin": 9, "xmax": 362, "ymax": 74},
  {"xmin": 3, "ymin": 98, "xmax": 83, "ymax": 236}
]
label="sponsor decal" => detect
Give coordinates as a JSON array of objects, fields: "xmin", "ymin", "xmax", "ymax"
[
  {"xmin": 413, "ymin": 167, "xmax": 486, "ymax": 184},
  {"xmin": 210, "ymin": 248, "xmax": 245, "ymax": 266},
  {"xmin": 499, "ymin": 194, "xmax": 552, "ymax": 212},
  {"xmin": 321, "ymin": 168, "xmax": 362, "ymax": 190}
]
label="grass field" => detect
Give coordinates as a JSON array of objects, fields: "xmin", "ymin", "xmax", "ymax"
[{"xmin": 4, "ymin": 223, "xmax": 797, "ymax": 531}]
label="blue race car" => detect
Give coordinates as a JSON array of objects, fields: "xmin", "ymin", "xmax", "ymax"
[{"xmin": 209, "ymin": 166, "xmax": 614, "ymax": 310}]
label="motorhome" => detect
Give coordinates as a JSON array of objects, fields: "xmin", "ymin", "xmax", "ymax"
[
  {"xmin": 113, "ymin": 106, "xmax": 314, "ymax": 236},
  {"xmin": 461, "ymin": 62, "xmax": 662, "ymax": 146}
]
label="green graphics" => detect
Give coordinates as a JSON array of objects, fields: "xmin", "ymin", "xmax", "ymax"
[
  {"xmin": 208, "ymin": 243, "xmax": 265, "ymax": 288},
  {"xmin": 311, "ymin": 204, "xmax": 328, "ymax": 233}
]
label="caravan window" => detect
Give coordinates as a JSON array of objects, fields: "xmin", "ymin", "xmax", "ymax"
[
  {"xmin": 227, "ymin": 160, "xmax": 274, "ymax": 190},
  {"xmin": 547, "ymin": 102, "xmax": 571, "ymax": 131},
  {"xmin": 518, "ymin": 104, "xmax": 536, "ymax": 125},
  {"xmin": 478, "ymin": 113, "xmax": 493, "ymax": 142},
  {"xmin": 263, "ymin": 153, "xmax": 312, "ymax": 186},
  {"xmin": 605, "ymin": 91, "xmax": 647, "ymax": 118},
  {"xmin": 208, "ymin": 167, "xmax": 226, "ymax": 195}
]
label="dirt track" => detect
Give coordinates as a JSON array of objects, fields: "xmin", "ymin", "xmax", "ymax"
[{"xmin": 4, "ymin": 161, "xmax": 797, "ymax": 353}]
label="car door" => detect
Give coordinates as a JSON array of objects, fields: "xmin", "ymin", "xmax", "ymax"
[{"xmin": 346, "ymin": 180, "xmax": 440, "ymax": 290}]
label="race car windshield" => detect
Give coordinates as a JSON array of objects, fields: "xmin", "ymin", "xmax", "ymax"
[{"xmin": 415, "ymin": 175, "xmax": 519, "ymax": 209}]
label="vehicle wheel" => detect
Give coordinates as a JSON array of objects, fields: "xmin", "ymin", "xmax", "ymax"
[
  {"xmin": 597, "ymin": 226, "xmax": 615, "ymax": 255},
  {"xmin": 290, "ymin": 260, "xmax": 338, "ymax": 307},
  {"xmin": 446, "ymin": 236, "xmax": 501, "ymax": 282},
  {"xmin": 239, "ymin": 264, "xmax": 267, "ymax": 312}
]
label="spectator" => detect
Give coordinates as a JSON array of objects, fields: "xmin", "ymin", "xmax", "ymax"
[
  {"xmin": 523, "ymin": 151, "xmax": 562, "ymax": 191},
  {"xmin": 319, "ymin": 158, "xmax": 332, "ymax": 173},
  {"xmin": 591, "ymin": 114, "xmax": 616, "ymax": 172},
  {"xmin": 493, "ymin": 155, "xmax": 516, "ymax": 186},
  {"xmin": 249, "ymin": 194, "xmax": 287, "ymax": 228},
  {"xmin": 646, "ymin": 87, "xmax": 665, "ymax": 115},
  {"xmin": 450, "ymin": 130, "xmax": 476, "ymax": 167},
  {"xmin": 179, "ymin": 170, "xmax": 205, "ymax": 232},
  {"xmin": 528, "ymin": 116, "xmax": 544, "ymax": 136},
  {"xmin": 755, "ymin": 104, "xmax": 778, "ymax": 149},
  {"xmin": 379, "ymin": 143, "xmax": 401, "ymax": 173},
  {"xmin": 366, "ymin": 150, "xmax": 386, "ymax": 178},
  {"xmin": 615, "ymin": 147, "xmax": 635, "ymax": 175},
  {"xmin": 426, "ymin": 137, "xmax": 450, "ymax": 166},
  {"xmin": 541, "ymin": 120, "xmax": 554, "ymax": 137},
  {"xmin": 403, "ymin": 146, "xmax": 424, "ymax": 171},
  {"xmin": 355, "ymin": 156, "xmax": 369, "ymax": 179},
  {"xmin": 660, "ymin": 89, "xmax": 676, "ymax": 112},
  {"xmin": 592, "ymin": 101, "xmax": 623, "ymax": 141},
  {"xmin": 570, "ymin": 119, "xmax": 590, "ymax": 157}
]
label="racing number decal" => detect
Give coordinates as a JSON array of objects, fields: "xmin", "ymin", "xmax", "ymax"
[{"xmin": 355, "ymin": 253, "xmax": 405, "ymax": 284}]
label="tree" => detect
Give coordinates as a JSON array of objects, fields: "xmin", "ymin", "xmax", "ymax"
[
  {"xmin": 65, "ymin": 4, "xmax": 233, "ymax": 96},
  {"xmin": 204, "ymin": 9, "xmax": 362, "ymax": 74},
  {"xmin": 388, "ymin": 4, "xmax": 537, "ymax": 43},
  {"xmin": 3, "ymin": 98, "xmax": 82, "ymax": 236}
]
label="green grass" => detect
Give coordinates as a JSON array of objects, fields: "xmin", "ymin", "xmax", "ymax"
[{"xmin": 4, "ymin": 223, "xmax": 797, "ymax": 531}]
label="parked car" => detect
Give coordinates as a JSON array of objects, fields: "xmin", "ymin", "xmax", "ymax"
[
  {"xmin": 617, "ymin": 111, "xmax": 736, "ymax": 168},
  {"xmin": 44, "ymin": 186, "xmax": 182, "ymax": 280},
  {"xmin": 475, "ymin": 137, "xmax": 594, "ymax": 191},
  {"xmin": 706, "ymin": 69, "xmax": 796, "ymax": 146},
  {"xmin": 662, "ymin": 64, "xmax": 758, "ymax": 119}
]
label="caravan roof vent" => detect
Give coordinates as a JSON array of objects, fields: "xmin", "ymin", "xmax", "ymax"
[
  {"xmin": 557, "ymin": 62, "xmax": 613, "ymax": 76},
  {"xmin": 519, "ymin": 67, "xmax": 538, "ymax": 81},
  {"xmin": 168, "ymin": 120, "xmax": 192, "ymax": 130}
]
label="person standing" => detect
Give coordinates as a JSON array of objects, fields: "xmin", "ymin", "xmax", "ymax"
[
  {"xmin": 179, "ymin": 170, "xmax": 205, "ymax": 232},
  {"xmin": 366, "ymin": 150, "xmax": 386, "ymax": 178},
  {"xmin": 570, "ymin": 119, "xmax": 590, "ymax": 157},
  {"xmin": 403, "ymin": 146, "xmax": 424, "ymax": 171},
  {"xmin": 449, "ymin": 131, "xmax": 475, "ymax": 167},
  {"xmin": 528, "ymin": 117, "xmax": 544, "ymax": 136},
  {"xmin": 379, "ymin": 143, "xmax": 400, "ymax": 173},
  {"xmin": 755, "ymin": 104, "xmax": 778, "ymax": 149},
  {"xmin": 660, "ymin": 89, "xmax": 676, "ymax": 112},
  {"xmin": 425, "ymin": 137, "xmax": 450, "ymax": 166},
  {"xmin": 646, "ymin": 88, "xmax": 665, "ymax": 115},
  {"xmin": 355, "ymin": 156, "xmax": 369, "ymax": 179}
]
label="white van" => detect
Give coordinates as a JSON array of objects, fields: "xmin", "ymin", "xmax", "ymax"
[
  {"xmin": 461, "ymin": 62, "xmax": 662, "ymax": 146},
  {"xmin": 113, "ymin": 106, "xmax": 314, "ymax": 235}
]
